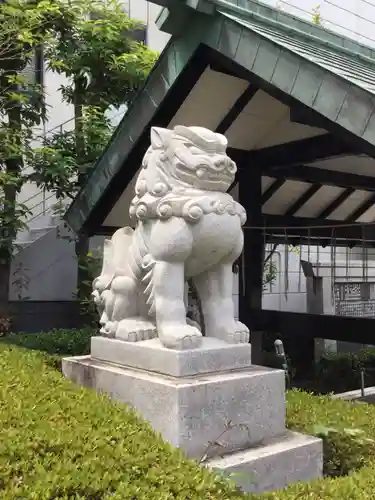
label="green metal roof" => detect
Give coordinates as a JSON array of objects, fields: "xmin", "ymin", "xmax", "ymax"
[
  {"xmin": 220, "ymin": 11, "xmax": 375, "ymax": 96},
  {"xmin": 65, "ymin": 0, "xmax": 375, "ymax": 234},
  {"xmin": 157, "ymin": 0, "xmax": 375, "ymax": 62},
  {"xmin": 213, "ymin": 0, "xmax": 375, "ymax": 60}
]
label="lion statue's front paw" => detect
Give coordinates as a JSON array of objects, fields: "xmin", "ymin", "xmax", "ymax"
[
  {"xmin": 116, "ymin": 318, "xmax": 157, "ymax": 342},
  {"xmin": 227, "ymin": 321, "xmax": 250, "ymax": 344},
  {"xmin": 159, "ymin": 324, "xmax": 202, "ymax": 350},
  {"xmin": 210, "ymin": 320, "xmax": 249, "ymax": 344}
]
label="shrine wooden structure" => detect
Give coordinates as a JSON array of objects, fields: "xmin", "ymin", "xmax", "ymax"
[{"xmin": 65, "ymin": 0, "xmax": 375, "ymax": 372}]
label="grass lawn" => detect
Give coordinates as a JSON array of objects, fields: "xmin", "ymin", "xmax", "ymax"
[{"xmin": 1, "ymin": 329, "xmax": 375, "ymax": 498}]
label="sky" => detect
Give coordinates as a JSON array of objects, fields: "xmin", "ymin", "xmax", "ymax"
[{"xmin": 263, "ymin": 0, "xmax": 375, "ymax": 48}]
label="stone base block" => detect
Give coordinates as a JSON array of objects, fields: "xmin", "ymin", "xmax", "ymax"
[
  {"xmin": 206, "ymin": 431, "xmax": 323, "ymax": 493},
  {"xmin": 91, "ymin": 336, "xmax": 252, "ymax": 377},
  {"xmin": 62, "ymin": 354, "xmax": 285, "ymax": 459}
]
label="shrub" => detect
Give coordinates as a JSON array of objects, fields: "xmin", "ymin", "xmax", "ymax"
[
  {"xmin": 4, "ymin": 339, "xmax": 375, "ymax": 497},
  {"xmin": 314, "ymin": 348, "xmax": 375, "ymax": 394},
  {"xmin": 253, "ymin": 467, "xmax": 375, "ymax": 499},
  {"xmin": 313, "ymin": 425, "xmax": 373, "ymax": 477},
  {"xmin": 286, "ymin": 390, "xmax": 375, "ymax": 476},
  {"xmin": 1, "ymin": 327, "xmax": 93, "ymax": 356},
  {"xmin": 0, "ymin": 345, "xmax": 245, "ymax": 499}
]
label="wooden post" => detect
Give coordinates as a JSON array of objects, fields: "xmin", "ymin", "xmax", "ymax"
[{"xmin": 238, "ymin": 165, "xmax": 264, "ymax": 365}]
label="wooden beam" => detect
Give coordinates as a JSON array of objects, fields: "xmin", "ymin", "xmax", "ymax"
[
  {"xmin": 245, "ymin": 309, "xmax": 375, "ymax": 377},
  {"xmin": 238, "ymin": 165, "xmax": 263, "ymax": 364},
  {"xmin": 229, "ymin": 134, "xmax": 360, "ymax": 169},
  {"xmin": 289, "ymin": 107, "xmax": 324, "ymax": 128},
  {"xmin": 249, "ymin": 309, "xmax": 375, "ymax": 345},
  {"xmin": 261, "ymin": 179, "xmax": 285, "ymax": 204},
  {"xmin": 285, "ymin": 184, "xmax": 322, "ymax": 216},
  {"xmin": 216, "ymin": 85, "xmax": 258, "ymax": 134},
  {"xmin": 265, "ymin": 235, "xmax": 374, "ymax": 248},
  {"xmin": 318, "ymin": 188, "xmax": 355, "ymax": 218},
  {"xmin": 257, "ymin": 214, "xmax": 375, "ymax": 241},
  {"xmin": 346, "ymin": 193, "xmax": 375, "ymax": 222},
  {"xmin": 256, "ymin": 164, "xmax": 375, "ymax": 192}
]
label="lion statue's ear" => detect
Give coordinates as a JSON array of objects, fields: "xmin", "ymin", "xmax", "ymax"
[{"xmin": 150, "ymin": 127, "xmax": 172, "ymax": 149}]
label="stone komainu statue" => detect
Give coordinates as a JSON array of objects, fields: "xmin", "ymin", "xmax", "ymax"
[{"xmin": 92, "ymin": 125, "xmax": 249, "ymax": 349}]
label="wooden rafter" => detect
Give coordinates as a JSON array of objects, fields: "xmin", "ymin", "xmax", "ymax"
[
  {"xmin": 285, "ymin": 184, "xmax": 322, "ymax": 216},
  {"xmin": 216, "ymin": 84, "xmax": 258, "ymax": 134}
]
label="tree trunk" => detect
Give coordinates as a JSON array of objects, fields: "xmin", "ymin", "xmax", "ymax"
[
  {"xmin": 73, "ymin": 81, "xmax": 92, "ymax": 316},
  {"xmin": 0, "ymin": 86, "xmax": 22, "ymax": 320},
  {"xmin": 0, "ymin": 180, "xmax": 17, "ymax": 318},
  {"xmin": 0, "ymin": 181, "xmax": 15, "ymax": 318},
  {"xmin": 0, "ymin": 262, "xmax": 11, "ymax": 318}
]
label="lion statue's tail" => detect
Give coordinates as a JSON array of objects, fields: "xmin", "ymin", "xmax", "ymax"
[{"xmin": 111, "ymin": 227, "xmax": 135, "ymax": 274}]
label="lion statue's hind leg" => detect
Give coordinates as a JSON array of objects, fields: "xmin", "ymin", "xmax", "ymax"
[
  {"xmin": 113, "ymin": 229, "xmax": 158, "ymax": 343},
  {"xmin": 111, "ymin": 276, "xmax": 158, "ymax": 342}
]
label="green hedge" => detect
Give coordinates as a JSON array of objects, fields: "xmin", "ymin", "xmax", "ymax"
[
  {"xmin": 1, "ymin": 327, "xmax": 93, "ymax": 356},
  {"xmin": 257, "ymin": 467, "xmax": 375, "ymax": 499},
  {"xmin": 3, "ymin": 331, "xmax": 375, "ymax": 497},
  {"xmin": 287, "ymin": 390, "xmax": 375, "ymax": 477},
  {"xmin": 0, "ymin": 345, "xmax": 245, "ymax": 499}
]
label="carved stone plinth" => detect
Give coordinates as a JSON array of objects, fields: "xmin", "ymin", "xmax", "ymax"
[{"xmin": 62, "ymin": 337, "xmax": 322, "ymax": 493}]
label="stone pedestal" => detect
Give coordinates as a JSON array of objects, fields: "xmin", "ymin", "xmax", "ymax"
[{"xmin": 62, "ymin": 336, "xmax": 322, "ymax": 493}]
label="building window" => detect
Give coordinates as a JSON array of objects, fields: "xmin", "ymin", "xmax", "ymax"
[{"xmin": 132, "ymin": 26, "xmax": 147, "ymax": 44}]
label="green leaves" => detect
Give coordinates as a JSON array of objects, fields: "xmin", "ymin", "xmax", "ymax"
[
  {"xmin": 28, "ymin": 106, "xmax": 114, "ymax": 200},
  {"xmin": 287, "ymin": 389, "xmax": 375, "ymax": 478},
  {"xmin": 43, "ymin": 0, "xmax": 157, "ymax": 109},
  {"xmin": 0, "ymin": 0, "xmax": 157, "ymax": 277},
  {"xmin": 76, "ymin": 248, "xmax": 103, "ymax": 324}
]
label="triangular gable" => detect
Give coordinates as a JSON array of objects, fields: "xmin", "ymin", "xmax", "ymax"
[{"xmin": 65, "ymin": 3, "xmax": 375, "ymax": 234}]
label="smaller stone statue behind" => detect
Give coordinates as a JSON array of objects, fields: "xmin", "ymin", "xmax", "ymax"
[{"xmin": 92, "ymin": 125, "xmax": 249, "ymax": 350}]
